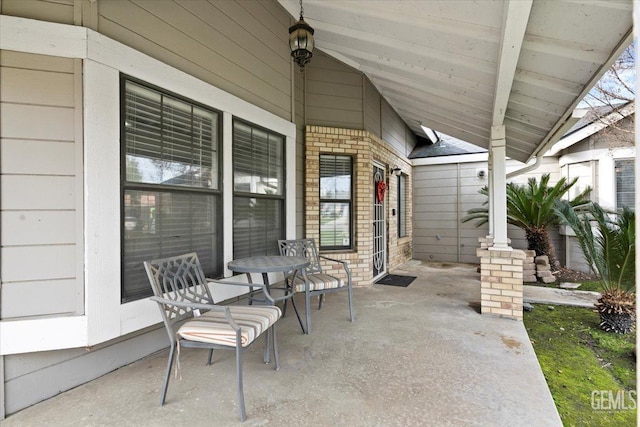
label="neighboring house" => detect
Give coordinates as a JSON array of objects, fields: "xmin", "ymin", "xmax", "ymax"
[{"xmin": 411, "ymin": 104, "xmax": 635, "ymax": 271}]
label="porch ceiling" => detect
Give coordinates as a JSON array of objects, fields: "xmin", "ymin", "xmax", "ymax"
[{"xmin": 278, "ymin": 0, "xmax": 633, "ymax": 163}]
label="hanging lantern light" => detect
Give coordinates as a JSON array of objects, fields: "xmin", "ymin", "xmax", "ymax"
[{"xmin": 289, "ymin": 0, "xmax": 314, "ymax": 69}]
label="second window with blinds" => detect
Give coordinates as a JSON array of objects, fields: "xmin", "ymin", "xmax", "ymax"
[
  {"xmin": 233, "ymin": 120, "xmax": 286, "ymax": 258},
  {"xmin": 319, "ymin": 155, "xmax": 353, "ymax": 250}
]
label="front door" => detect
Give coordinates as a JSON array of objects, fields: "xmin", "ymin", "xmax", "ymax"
[{"xmin": 373, "ymin": 163, "xmax": 386, "ymax": 279}]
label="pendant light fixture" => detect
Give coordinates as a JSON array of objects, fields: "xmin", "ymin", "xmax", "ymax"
[{"xmin": 289, "ymin": 0, "xmax": 315, "ymax": 69}]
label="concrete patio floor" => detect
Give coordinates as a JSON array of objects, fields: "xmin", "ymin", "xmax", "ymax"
[{"xmin": 3, "ymin": 261, "xmax": 562, "ymax": 426}]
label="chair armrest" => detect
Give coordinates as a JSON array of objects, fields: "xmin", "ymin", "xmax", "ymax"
[
  {"xmin": 206, "ymin": 279, "xmax": 276, "ymax": 304},
  {"xmin": 319, "ymin": 255, "xmax": 351, "ymax": 271},
  {"xmin": 150, "ymin": 296, "xmax": 240, "ymax": 330},
  {"xmin": 318, "ymin": 255, "xmax": 352, "ymax": 283}
]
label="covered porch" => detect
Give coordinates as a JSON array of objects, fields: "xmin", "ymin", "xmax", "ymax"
[{"xmin": 2, "ymin": 261, "xmax": 561, "ymax": 426}]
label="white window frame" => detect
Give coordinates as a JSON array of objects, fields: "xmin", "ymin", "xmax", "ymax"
[{"xmin": 0, "ymin": 16, "xmax": 296, "ymax": 355}]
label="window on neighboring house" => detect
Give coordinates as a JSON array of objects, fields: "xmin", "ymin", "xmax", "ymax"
[
  {"xmin": 398, "ymin": 174, "xmax": 407, "ymax": 238},
  {"xmin": 233, "ymin": 120, "xmax": 285, "ymax": 258},
  {"xmin": 615, "ymin": 159, "xmax": 635, "ymax": 211},
  {"xmin": 121, "ymin": 77, "xmax": 222, "ymax": 302},
  {"xmin": 319, "ymin": 155, "xmax": 353, "ymax": 250}
]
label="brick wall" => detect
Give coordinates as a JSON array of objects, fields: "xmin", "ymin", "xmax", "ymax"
[
  {"xmin": 305, "ymin": 126, "xmax": 413, "ymax": 287},
  {"xmin": 476, "ymin": 238, "xmax": 525, "ymax": 320}
]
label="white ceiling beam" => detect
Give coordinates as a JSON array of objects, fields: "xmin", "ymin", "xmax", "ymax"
[{"xmin": 492, "ymin": 0, "xmax": 533, "ymax": 126}]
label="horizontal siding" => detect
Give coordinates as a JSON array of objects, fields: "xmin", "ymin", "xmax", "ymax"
[
  {"xmin": 305, "ymin": 51, "xmax": 363, "ymax": 129},
  {"xmin": 413, "ymin": 164, "xmax": 461, "ymax": 262},
  {"xmin": 4, "ymin": 327, "xmax": 167, "ymax": 414},
  {"xmin": 1, "ymin": 67, "xmax": 75, "ymax": 107},
  {"xmin": 364, "ymin": 78, "xmax": 381, "ymax": 137},
  {"xmin": 1, "ymin": 0, "xmax": 75, "ymax": 24},
  {"xmin": 0, "ymin": 52, "xmax": 81, "ymax": 319},
  {"xmin": 413, "ymin": 158, "xmax": 567, "ymax": 265},
  {"xmin": 2, "ymin": 211, "xmax": 76, "ymax": 245},
  {"xmin": 1, "ymin": 140, "xmax": 76, "ymax": 175},
  {"xmin": 2, "ymin": 245, "xmax": 76, "ymax": 282},
  {"xmin": 566, "ymin": 236, "xmax": 590, "ymax": 272},
  {"xmin": 98, "ymin": 0, "xmax": 292, "ymax": 120},
  {"xmin": 1, "ymin": 280, "xmax": 78, "ymax": 318},
  {"xmin": 1, "ymin": 176, "xmax": 75, "ymax": 210},
  {"xmin": 1, "ymin": 104, "xmax": 75, "ymax": 141},
  {"xmin": 381, "ymin": 99, "xmax": 407, "ymax": 155}
]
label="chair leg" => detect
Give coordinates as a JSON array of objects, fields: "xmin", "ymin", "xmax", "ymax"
[
  {"xmin": 348, "ymin": 284, "xmax": 355, "ymax": 322},
  {"xmin": 272, "ymin": 325, "xmax": 280, "ymax": 371},
  {"xmin": 318, "ymin": 294, "xmax": 324, "ymax": 310},
  {"xmin": 290, "ymin": 296, "xmax": 306, "ymax": 334},
  {"xmin": 206, "ymin": 349, "xmax": 214, "ymax": 365},
  {"xmin": 236, "ymin": 345, "xmax": 246, "ymax": 422},
  {"xmin": 305, "ymin": 290, "xmax": 312, "ymax": 335},
  {"xmin": 160, "ymin": 344, "xmax": 176, "ymax": 406},
  {"xmin": 263, "ymin": 328, "xmax": 271, "ymax": 364}
]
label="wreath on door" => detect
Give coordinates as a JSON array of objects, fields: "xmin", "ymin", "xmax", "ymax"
[{"xmin": 376, "ymin": 180, "xmax": 386, "ymax": 203}]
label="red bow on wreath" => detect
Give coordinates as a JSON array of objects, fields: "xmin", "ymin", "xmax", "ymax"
[{"xmin": 376, "ymin": 180, "xmax": 386, "ymax": 203}]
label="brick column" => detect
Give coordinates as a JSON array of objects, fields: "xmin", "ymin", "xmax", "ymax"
[{"xmin": 477, "ymin": 241, "xmax": 525, "ymax": 320}]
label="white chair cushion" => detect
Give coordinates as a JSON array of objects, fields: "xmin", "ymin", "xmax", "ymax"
[
  {"xmin": 177, "ymin": 305, "xmax": 281, "ymax": 348},
  {"xmin": 291, "ymin": 273, "xmax": 344, "ymax": 292}
]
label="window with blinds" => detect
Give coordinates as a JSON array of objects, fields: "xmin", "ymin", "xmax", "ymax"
[
  {"xmin": 232, "ymin": 119, "xmax": 285, "ymax": 259},
  {"xmin": 615, "ymin": 159, "xmax": 635, "ymax": 211},
  {"xmin": 319, "ymin": 155, "xmax": 353, "ymax": 250},
  {"xmin": 121, "ymin": 77, "xmax": 222, "ymax": 302},
  {"xmin": 398, "ymin": 174, "xmax": 407, "ymax": 238}
]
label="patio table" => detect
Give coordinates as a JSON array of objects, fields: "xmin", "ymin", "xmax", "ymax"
[{"xmin": 228, "ymin": 255, "xmax": 309, "ymax": 333}]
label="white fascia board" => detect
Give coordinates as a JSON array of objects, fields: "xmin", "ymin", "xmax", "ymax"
[
  {"xmin": 0, "ymin": 15, "xmax": 87, "ymax": 57},
  {"xmin": 547, "ymin": 104, "xmax": 635, "ymax": 156},
  {"xmin": 0, "ymin": 317, "xmax": 88, "ymax": 355},
  {"xmin": 412, "ymin": 153, "xmax": 489, "ymax": 166}
]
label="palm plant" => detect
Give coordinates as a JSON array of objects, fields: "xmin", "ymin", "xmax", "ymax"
[
  {"xmin": 463, "ymin": 174, "xmax": 591, "ymax": 268},
  {"xmin": 554, "ymin": 202, "xmax": 635, "ymax": 333}
]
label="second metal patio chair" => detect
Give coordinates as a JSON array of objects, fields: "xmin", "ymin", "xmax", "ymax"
[
  {"xmin": 278, "ymin": 238, "xmax": 355, "ymax": 334},
  {"xmin": 144, "ymin": 252, "xmax": 281, "ymax": 422}
]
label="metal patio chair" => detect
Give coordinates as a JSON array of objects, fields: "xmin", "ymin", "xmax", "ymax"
[
  {"xmin": 277, "ymin": 238, "xmax": 354, "ymax": 334},
  {"xmin": 144, "ymin": 252, "xmax": 281, "ymax": 422}
]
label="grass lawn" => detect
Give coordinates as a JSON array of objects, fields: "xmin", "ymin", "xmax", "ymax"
[{"xmin": 524, "ymin": 305, "xmax": 636, "ymax": 427}]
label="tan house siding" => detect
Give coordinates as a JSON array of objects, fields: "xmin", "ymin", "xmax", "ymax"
[
  {"xmin": 381, "ymin": 98, "xmax": 410, "ymax": 156},
  {"xmin": 413, "ymin": 158, "xmax": 563, "ymax": 265},
  {"xmin": 0, "ymin": 51, "xmax": 83, "ymax": 319},
  {"xmin": 304, "ymin": 52, "xmax": 364, "ymax": 129},
  {"xmin": 1, "ymin": 0, "xmax": 75, "ymax": 24},
  {"xmin": 363, "ymin": 77, "xmax": 381, "ymax": 136},
  {"xmin": 97, "ymin": 0, "xmax": 292, "ymax": 121},
  {"xmin": 305, "ymin": 126, "xmax": 412, "ymax": 287}
]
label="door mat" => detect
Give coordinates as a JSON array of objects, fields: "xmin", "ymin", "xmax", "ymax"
[{"xmin": 375, "ymin": 274, "xmax": 416, "ymax": 287}]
